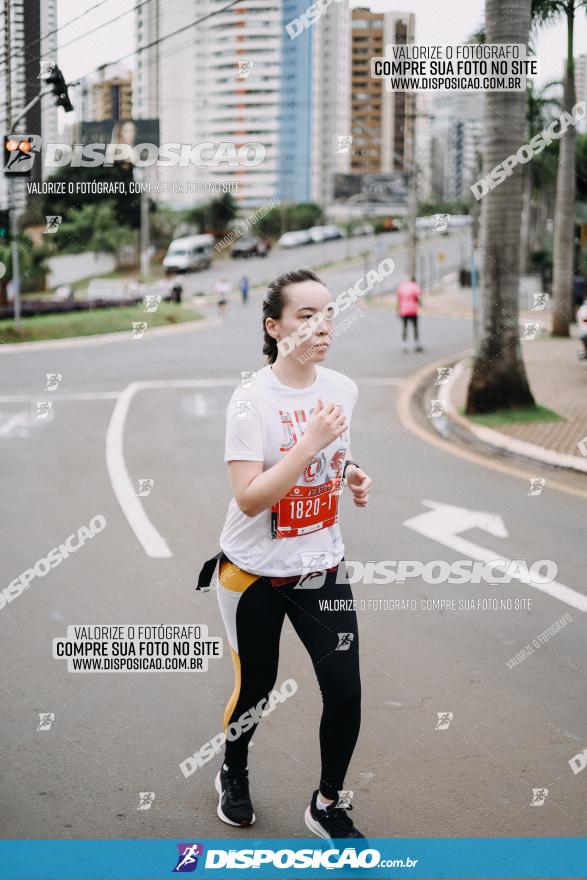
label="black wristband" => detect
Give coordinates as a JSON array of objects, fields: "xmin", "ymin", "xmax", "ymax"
[{"xmin": 342, "ymin": 460, "xmax": 360, "ymax": 482}]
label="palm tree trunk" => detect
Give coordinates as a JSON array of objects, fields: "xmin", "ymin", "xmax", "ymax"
[
  {"xmin": 551, "ymin": 7, "xmax": 576, "ymax": 337},
  {"xmin": 520, "ymin": 164, "xmax": 532, "ymax": 274},
  {"xmin": 465, "ymin": 0, "xmax": 535, "ymax": 414},
  {"xmin": 531, "ymin": 190, "xmax": 549, "ymax": 254}
]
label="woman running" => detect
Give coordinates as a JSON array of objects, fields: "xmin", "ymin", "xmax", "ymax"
[{"xmin": 197, "ymin": 268, "xmax": 373, "ymax": 840}]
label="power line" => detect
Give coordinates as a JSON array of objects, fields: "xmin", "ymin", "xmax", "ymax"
[
  {"xmin": 0, "ymin": 0, "xmax": 115, "ymax": 65},
  {"xmin": 76, "ymin": 0, "xmax": 246, "ymax": 82},
  {"xmin": 9, "ymin": 0, "xmax": 154, "ymax": 85}
]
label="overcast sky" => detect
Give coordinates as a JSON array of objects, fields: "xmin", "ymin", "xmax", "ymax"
[{"xmin": 56, "ymin": 0, "xmax": 587, "ymax": 97}]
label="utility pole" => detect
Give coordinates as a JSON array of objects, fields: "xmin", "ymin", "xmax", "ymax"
[
  {"xmin": 405, "ymin": 92, "xmax": 418, "ymax": 282},
  {"xmin": 2, "ymin": 0, "xmax": 22, "ymax": 327},
  {"xmin": 3, "ymin": 62, "xmax": 73, "ymax": 329},
  {"xmin": 139, "ymin": 170, "xmax": 150, "ymax": 278},
  {"xmin": 470, "ymin": 150, "xmax": 482, "ymax": 342}
]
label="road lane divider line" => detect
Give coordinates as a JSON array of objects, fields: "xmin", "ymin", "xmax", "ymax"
[
  {"xmin": 105, "ymin": 382, "xmax": 172, "ymax": 559},
  {"xmin": 104, "ymin": 379, "xmax": 236, "ymax": 558},
  {"xmin": 103, "ymin": 370, "xmax": 480, "ymax": 560},
  {"xmin": 0, "ymin": 410, "xmax": 30, "ymax": 437},
  {"xmin": 0, "ymin": 392, "xmax": 121, "ymax": 403}
]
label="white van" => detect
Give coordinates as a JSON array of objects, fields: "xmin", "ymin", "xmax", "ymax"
[{"xmin": 163, "ymin": 234, "xmax": 215, "ymax": 273}]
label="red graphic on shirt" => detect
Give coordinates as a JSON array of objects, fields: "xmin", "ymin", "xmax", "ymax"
[
  {"xmin": 330, "ymin": 448, "xmax": 345, "ymax": 478},
  {"xmin": 279, "ymin": 409, "xmax": 309, "ymax": 452},
  {"xmin": 272, "ymin": 406, "xmax": 345, "ymax": 538},
  {"xmin": 303, "ymin": 453, "xmax": 326, "ymax": 484}
]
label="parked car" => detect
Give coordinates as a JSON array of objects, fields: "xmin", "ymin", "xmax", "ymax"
[
  {"xmin": 322, "ymin": 225, "xmax": 344, "ymax": 240},
  {"xmin": 278, "ymin": 229, "xmax": 312, "ymax": 248},
  {"xmin": 163, "ymin": 234, "xmax": 214, "ymax": 273},
  {"xmin": 231, "ymin": 236, "xmax": 270, "ymax": 258},
  {"xmin": 309, "ymin": 225, "xmax": 329, "ymax": 243},
  {"xmin": 350, "ymin": 223, "xmax": 375, "ymax": 236}
]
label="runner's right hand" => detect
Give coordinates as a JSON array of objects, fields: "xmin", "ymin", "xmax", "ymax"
[{"xmin": 302, "ymin": 398, "xmax": 348, "ymax": 455}]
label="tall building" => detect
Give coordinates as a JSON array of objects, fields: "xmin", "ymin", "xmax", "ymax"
[
  {"xmin": 0, "ymin": 0, "xmax": 58, "ymax": 207},
  {"xmin": 443, "ymin": 117, "xmax": 482, "ymax": 201},
  {"xmin": 77, "ymin": 66, "xmax": 133, "ymax": 123},
  {"xmin": 281, "ymin": 0, "xmax": 350, "ymax": 205},
  {"xmin": 92, "ymin": 69, "xmax": 133, "ymax": 122},
  {"xmin": 134, "ymin": 0, "xmax": 350, "ymax": 209},
  {"xmin": 135, "ymin": 0, "xmax": 160, "ymax": 120},
  {"xmin": 350, "ymin": 8, "xmax": 415, "ymax": 176},
  {"xmin": 194, "ymin": 0, "xmax": 283, "ymax": 209},
  {"xmin": 426, "ymin": 92, "xmax": 484, "ymax": 203}
]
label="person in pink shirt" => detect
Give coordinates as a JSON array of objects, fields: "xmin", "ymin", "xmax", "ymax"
[{"xmin": 396, "ymin": 276, "xmax": 423, "ymax": 352}]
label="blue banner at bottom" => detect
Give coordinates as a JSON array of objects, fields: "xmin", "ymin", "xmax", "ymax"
[{"xmin": 1, "ymin": 837, "xmax": 586, "ymax": 879}]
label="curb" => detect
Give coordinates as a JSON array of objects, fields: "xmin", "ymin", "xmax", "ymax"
[
  {"xmin": 0, "ymin": 229, "xmax": 468, "ymax": 354},
  {"xmin": 441, "ymin": 358, "xmax": 587, "ymax": 475},
  {"xmin": 0, "ymin": 313, "xmax": 222, "ymax": 354}
]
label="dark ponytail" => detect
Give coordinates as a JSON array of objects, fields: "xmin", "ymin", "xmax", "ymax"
[{"xmin": 262, "ymin": 268, "xmax": 324, "ymax": 364}]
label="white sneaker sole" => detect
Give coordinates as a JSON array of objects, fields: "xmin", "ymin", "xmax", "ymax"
[
  {"xmin": 215, "ymin": 771, "xmax": 256, "ymax": 827},
  {"xmin": 304, "ymin": 806, "xmax": 331, "ymax": 840}
]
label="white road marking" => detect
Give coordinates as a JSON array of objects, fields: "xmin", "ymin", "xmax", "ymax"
[
  {"xmin": 105, "ymin": 379, "xmax": 235, "ymax": 558},
  {"xmin": 0, "ymin": 392, "xmax": 120, "ymax": 403},
  {"xmin": 358, "ymin": 377, "xmax": 404, "ymax": 386},
  {"xmin": 194, "ymin": 393, "xmax": 208, "ymax": 416},
  {"xmin": 0, "ymin": 410, "xmax": 30, "ymax": 437},
  {"xmin": 44, "ymin": 375, "xmax": 403, "ymax": 558},
  {"xmin": 106, "ymin": 383, "xmax": 173, "ymax": 558},
  {"xmin": 404, "ymin": 499, "xmax": 587, "ymax": 612}
]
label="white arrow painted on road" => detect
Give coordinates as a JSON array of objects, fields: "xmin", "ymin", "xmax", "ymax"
[
  {"xmin": 0, "ymin": 410, "xmax": 30, "ymax": 437},
  {"xmin": 404, "ymin": 499, "xmax": 587, "ymax": 612}
]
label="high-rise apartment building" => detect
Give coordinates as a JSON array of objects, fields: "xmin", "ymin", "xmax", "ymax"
[
  {"xmin": 134, "ymin": 0, "xmax": 350, "ymax": 209},
  {"xmin": 350, "ymin": 8, "xmax": 415, "ymax": 176},
  {"xmin": 0, "ymin": 0, "xmax": 58, "ymax": 207},
  {"xmin": 92, "ymin": 70, "xmax": 133, "ymax": 122},
  {"xmin": 77, "ymin": 66, "xmax": 133, "ymax": 123},
  {"xmin": 426, "ymin": 92, "xmax": 483, "ymax": 203}
]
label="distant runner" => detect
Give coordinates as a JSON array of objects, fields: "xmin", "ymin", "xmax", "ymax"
[
  {"xmin": 396, "ymin": 276, "xmax": 423, "ymax": 353},
  {"xmin": 240, "ymin": 275, "xmax": 250, "ymax": 305},
  {"xmin": 215, "ymin": 277, "xmax": 231, "ymax": 317}
]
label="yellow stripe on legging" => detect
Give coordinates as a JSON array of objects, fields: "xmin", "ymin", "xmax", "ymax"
[
  {"xmin": 219, "ymin": 558, "xmax": 259, "ymax": 593},
  {"xmin": 224, "ymin": 647, "xmax": 241, "ymax": 730},
  {"xmin": 218, "ymin": 559, "xmax": 258, "ymax": 730}
]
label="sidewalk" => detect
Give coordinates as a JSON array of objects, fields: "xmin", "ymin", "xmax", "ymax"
[
  {"xmin": 378, "ymin": 277, "xmax": 587, "ymax": 472},
  {"xmin": 449, "ymin": 329, "xmax": 587, "ymax": 470}
]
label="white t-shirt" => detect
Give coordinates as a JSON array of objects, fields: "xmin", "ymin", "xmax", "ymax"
[{"xmin": 219, "ymin": 364, "xmax": 358, "ymax": 577}]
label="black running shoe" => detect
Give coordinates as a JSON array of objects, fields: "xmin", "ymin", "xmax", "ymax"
[
  {"xmin": 215, "ymin": 765, "xmax": 255, "ymax": 827},
  {"xmin": 305, "ymin": 790, "xmax": 364, "ymax": 839}
]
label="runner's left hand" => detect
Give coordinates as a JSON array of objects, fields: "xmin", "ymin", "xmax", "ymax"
[{"xmin": 346, "ymin": 467, "xmax": 372, "ymax": 508}]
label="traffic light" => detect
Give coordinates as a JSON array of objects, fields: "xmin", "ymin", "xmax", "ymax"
[
  {"xmin": 3, "ymin": 135, "xmax": 35, "ymax": 176},
  {"xmin": 0, "ymin": 209, "xmax": 9, "ymax": 241},
  {"xmin": 45, "ymin": 65, "xmax": 73, "ymax": 113}
]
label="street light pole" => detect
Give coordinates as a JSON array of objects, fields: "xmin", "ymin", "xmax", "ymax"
[
  {"xmin": 406, "ymin": 93, "xmax": 418, "ymax": 282},
  {"xmin": 7, "ymin": 94, "xmax": 52, "ymax": 331},
  {"xmin": 9, "ymin": 180, "xmax": 20, "ymax": 328},
  {"xmin": 139, "ymin": 169, "xmax": 150, "ymax": 279}
]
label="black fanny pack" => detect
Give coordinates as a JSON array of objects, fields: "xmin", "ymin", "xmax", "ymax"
[{"xmin": 196, "ymin": 550, "xmax": 227, "ymax": 591}]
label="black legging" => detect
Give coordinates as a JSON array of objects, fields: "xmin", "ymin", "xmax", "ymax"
[
  {"xmin": 217, "ymin": 561, "xmax": 361, "ymax": 800},
  {"xmin": 401, "ymin": 314, "xmax": 419, "ymax": 341}
]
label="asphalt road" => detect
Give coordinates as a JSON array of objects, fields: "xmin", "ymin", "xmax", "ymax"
[
  {"xmin": 172, "ymin": 227, "xmax": 467, "ymax": 300},
  {"xmin": 1, "ymin": 234, "xmax": 586, "ymax": 848}
]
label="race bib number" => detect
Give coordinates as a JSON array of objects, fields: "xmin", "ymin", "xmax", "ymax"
[{"xmin": 271, "ymin": 479, "xmax": 341, "ymax": 538}]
